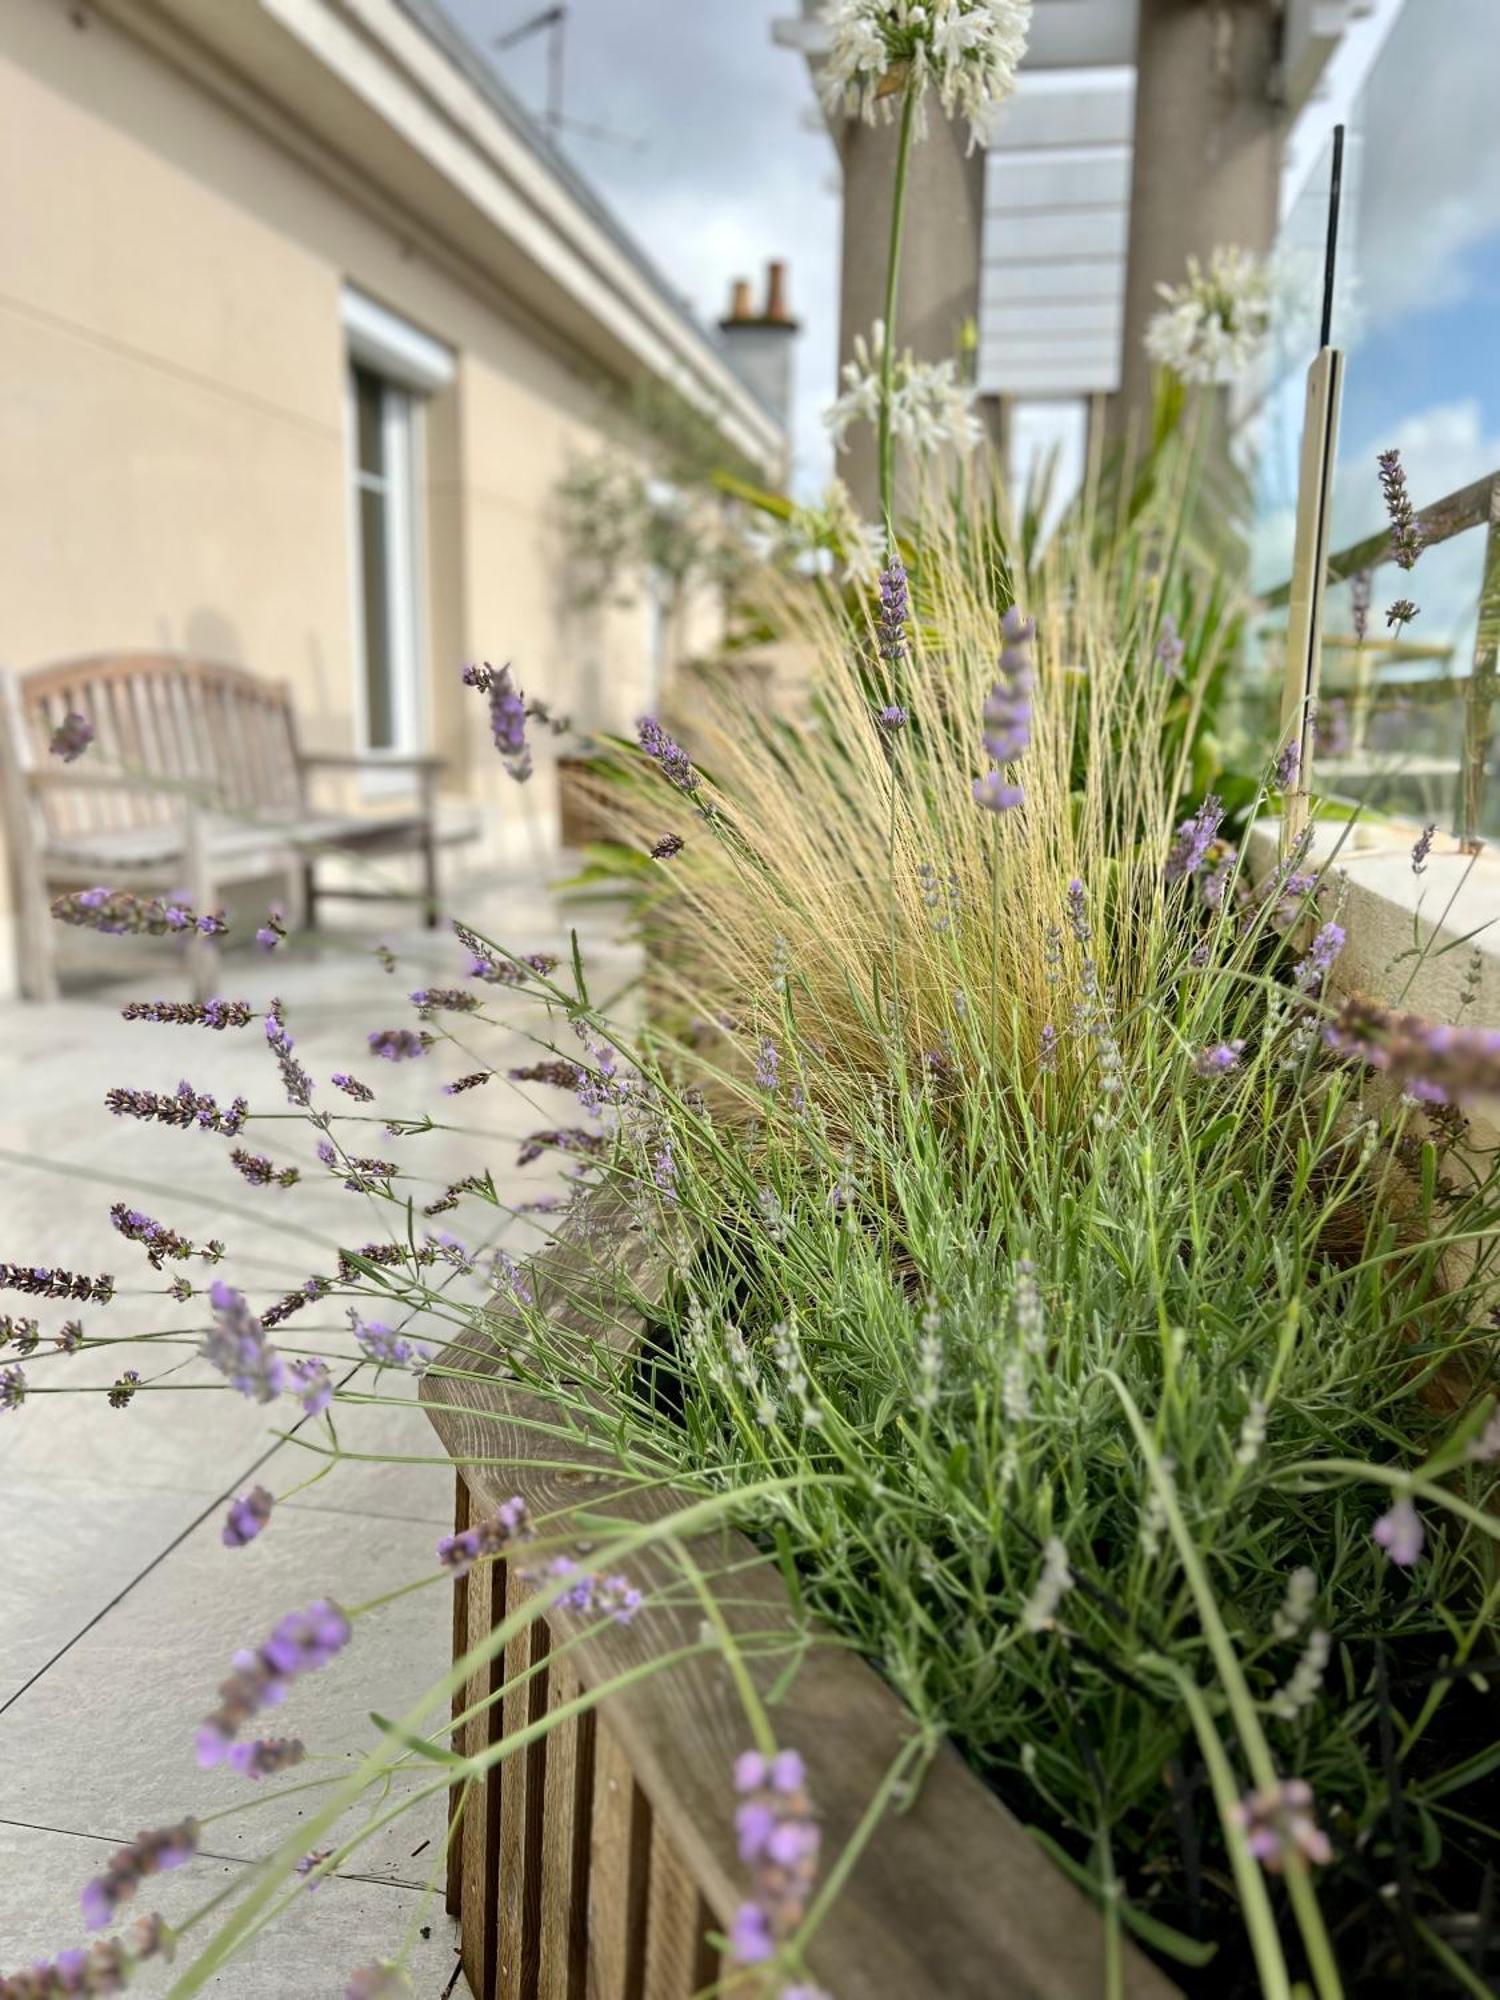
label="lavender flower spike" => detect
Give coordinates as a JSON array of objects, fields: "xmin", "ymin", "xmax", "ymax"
[
  {"xmin": 636, "ymin": 715, "xmax": 700, "ymax": 795},
  {"xmin": 1232, "ymin": 1779, "xmax": 1332, "ymax": 1873},
  {"xmin": 197, "ymin": 1599, "xmax": 351, "ymax": 1766},
  {"xmin": 1165, "ymin": 795, "xmax": 1225, "ymax": 881},
  {"xmin": 463, "ymin": 661, "xmax": 532, "ymax": 781},
  {"xmin": 1410, "ymin": 822, "xmax": 1435, "ymax": 875},
  {"xmin": 49, "ymin": 710, "xmax": 95, "ymax": 762},
  {"xmin": 201, "ymin": 1281, "xmax": 286, "ymax": 1404},
  {"xmin": 80, "ymin": 1817, "xmax": 198, "ymax": 1929},
  {"xmin": 1293, "ymin": 921, "xmax": 1345, "ymax": 994},
  {"xmin": 0, "ymin": 1365, "xmax": 26, "ymax": 1413},
  {"xmin": 1377, "ymin": 448, "xmax": 1423, "ymax": 570},
  {"xmin": 728, "ymin": 1745, "xmax": 821, "ymax": 1970},
  {"xmin": 222, "ymin": 1486, "xmax": 275, "ymax": 1549},
  {"xmin": 368, "ymin": 1027, "xmax": 427, "ymax": 1062},
  {"xmin": 876, "ymin": 556, "xmax": 908, "ymax": 666}
]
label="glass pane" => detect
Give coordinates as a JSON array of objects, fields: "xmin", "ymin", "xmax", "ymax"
[
  {"xmin": 354, "ymin": 366, "xmax": 385, "ymax": 481},
  {"xmin": 359, "ymin": 483, "xmax": 395, "ymax": 750}
]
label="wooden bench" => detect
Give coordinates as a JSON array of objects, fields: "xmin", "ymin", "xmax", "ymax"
[
  {"xmin": 0, "ymin": 654, "xmax": 476, "ymax": 1000},
  {"xmin": 420, "ymin": 1194, "xmax": 1179, "ymax": 2000}
]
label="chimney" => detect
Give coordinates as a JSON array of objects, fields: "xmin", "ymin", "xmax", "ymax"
[{"xmin": 717, "ymin": 259, "xmax": 800, "ymax": 454}]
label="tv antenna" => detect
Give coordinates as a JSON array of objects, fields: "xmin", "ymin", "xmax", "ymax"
[{"xmin": 492, "ymin": 6, "xmax": 644, "ymax": 151}]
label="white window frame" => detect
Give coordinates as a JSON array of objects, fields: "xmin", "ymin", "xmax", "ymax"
[{"xmin": 341, "ymin": 289, "xmax": 454, "ymax": 785}]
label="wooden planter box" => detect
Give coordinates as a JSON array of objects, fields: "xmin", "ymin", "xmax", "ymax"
[{"xmin": 420, "ymin": 1202, "xmax": 1179, "ymax": 2000}]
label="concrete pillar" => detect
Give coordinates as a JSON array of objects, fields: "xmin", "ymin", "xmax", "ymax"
[
  {"xmin": 835, "ymin": 107, "xmax": 991, "ymax": 515},
  {"xmin": 1115, "ymin": 0, "xmax": 1283, "ymax": 438}
]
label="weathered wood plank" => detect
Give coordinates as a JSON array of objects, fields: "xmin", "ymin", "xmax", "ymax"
[
  {"xmin": 447, "ymin": 1471, "xmax": 471, "ymax": 1922},
  {"xmin": 538, "ymin": 1651, "xmax": 593, "ymax": 2000},
  {"xmin": 459, "ymin": 1552, "xmax": 506, "ymax": 2000},
  {"xmin": 421, "ymin": 1194, "xmax": 1181, "ymax": 2000},
  {"xmin": 497, "ymin": 1569, "xmax": 548, "ymax": 2000},
  {"xmin": 585, "ymin": 1721, "xmax": 650, "ymax": 2000},
  {"xmin": 644, "ymin": 1817, "xmax": 718, "ymax": 2000}
]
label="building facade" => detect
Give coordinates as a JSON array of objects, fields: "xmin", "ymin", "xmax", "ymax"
[{"xmin": 0, "ymin": 0, "xmax": 784, "ymax": 994}]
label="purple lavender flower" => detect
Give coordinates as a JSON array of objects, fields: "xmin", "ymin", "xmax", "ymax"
[
  {"xmin": 296, "ymin": 1847, "xmax": 334, "ymax": 1890},
  {"xmin": 440, "ymin": 1071, "xmax": 490, "ymax": 1097},
  {"xmin": 223, "ymin": 1486, "xmax": 274, "ymax": 1549},
  {"xmin": 367, "ymin": 1027, "xmax": 428, "ymax": 1062},
  {"xmin": 0, "ymin": 1261, "xmax": 113, "ymax": 1304},
  {"xmin": 1273, "ymin": 741, "xmax": 1300, "ymax": 792},
  {"xmin": 1386, "ymin": 596, "xmax": 1419, "ymax": 631},
  {"xmin": 80, "ymin": 1817, "xmax": 198, "ymax": 1930},
  {"xmin": 436, "ymin": 1496, "xmax": 530, "ymax": 1578},
  {"xmin": 226, "ymin": 1735, "xmax": 305, "ymax": 1780},
  {"xmin": 108, "ymin": 1370, "xmax": 141, "ymax": 1410},
  {"xmin": 973, "ymin": 770, "xmax": 1025, "ymax": 814},
  {"xmin": 973, "ymin": 608, "xmax": 1034, "ymax": 814},
  {"xmin": 1155, "ymin": 613, "xmax": 1185, "ymax": 678},
  {"xmin": 1410, "ymin": 822, "xmax": 1436, "ymax": 875},
  {"xmin": 463, "ymin": 661, "xmax": 532, "ymax": 780},
  {"xmin": 650, "ymin": 832, "xmax": 685, "ymax": 859},
  {"xmin": 54, "ymin": 1319, "xmax": 82, "ymax": 1354},
  {"xmin": 351, "ymin": 1312, "xmax": 430, "ymax": 1371},
  {"xmin": 0, "ymin": 1365, "xmax": 26, "ymax": 1413},
  {"xmin": 230, "ymin": 1148, "xmax": 300, "ymax": 1189},
  {"xmin": 1325, "ymin": 998, "xmax": 1500, "ymax": 1105},
  {"xmin": 201, "ymin": 1281, "xmax": 286, "ymax": 1404},
  {"xmin": 120, "ymin": 998, "xmax": 253, "ymax": 1029},
  {"xmin": 332, "ymin": 1071, "xmax": 375, "ymax": 1101},
  {"xmin": 105, "ymin": 1081, "xmax": 247, "ymax": 1136},
  {"xmin": 289, "ymin": 1357, "xmax": 334, "ymax": 1416},
  {"xmin": 52, "ymin": 888, "xmax": 227, "ymax": 937},
  {"xmin": 1038, "ymin": 1024, "xmax": 1058, "ymax": 1075},
  {"xmin": 1372, "ymin": 1493, "xmax": 1424, "ymax": 1567},
  {"xmin": 2, "ymin": 1316, "xmax": 39, "ymax": 1355},
  {"xmin": 264, "ymin": 1001, "xmax": 313, "ymax": 1106},
  {"xmin": 728, "ymin": 1746, "xmax": 821, "ymax": 1970},
  {"xmin": 197, "ymin": 1600, "xmax": 351, "ymax": 1767},
  {"xmin": 1232, "ymin": 1779, "xmax": 1331, "ymax": 1873},
  {"xmin": 1194, "ymin": 1040, "xmax": 1244, "ymax": 1077},
  {"xmin": 637, "ymin": 716, "xmax": 700, "ymax": 795},
  {"xmin": 876, "ymin": 556, "xmax": 909, "ymax": 667},
  {"xmin": 1165, "ymin": 795, "xmax": 1225, "ymax": 882},
  {"xmin": 539, "ymin": 1556, "xmax": 643, "ymax": 1624},
  {"xmin": 1066, "ymin": 878, "xmax": 1089, "ymax": 945},
  {"xmin": 653, "ymin": 1142, "xmax": 678, "ymax": 1203},
  {"xmin": 876, "ymin": 703, "xmax": 909, "ymax": 732},
  {"xmin": 755, "ymin": 1038, "xmax": 780, "ymax": 1094},
  {"xmin": 16, "ymin": 1914, "xmax": 170, "ymax": 1993},
  {"xmin": 256, "ymin": 904, "xmax": 287, "ymax": 952},
  {"xmin": 1378, "ymin": 448, "xmax": 1423, "ymax": 570},
  {"xmin": 1293, "ymin": 921, "xmax": 1345, "ymax": 994},
  {"xmin": 49, "ymin": 710, "xmax": 94, "ymax": 762},
  {"xmin": 109, "ymin": 1204, "xmax": 215, "ymax": 1270}
]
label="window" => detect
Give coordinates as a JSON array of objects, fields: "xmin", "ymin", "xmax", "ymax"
[
  {"xmin": 350, "ymin": 363, "xmax": 420, "ymax": 755},
  {"xmin": 342, "ymin": 289, "xmax": 455, "ymax": 765}
]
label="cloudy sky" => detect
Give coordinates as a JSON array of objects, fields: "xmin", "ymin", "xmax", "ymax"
[{"xmin": 439, "ymin": 0, "xmax": 842, "ymax": 493}]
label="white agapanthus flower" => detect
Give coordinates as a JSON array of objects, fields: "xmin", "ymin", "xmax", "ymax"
[
  {"xmin": 1143, "ymin": 245, "xmax": 1273, "ymax": 386},
  {"xmin": 825, "ymin": 321, "xmax": 984, "ymax": 458},
  {"xmin": 820, "ymin": 0, "xmax": 1032, "ymax": 145}
]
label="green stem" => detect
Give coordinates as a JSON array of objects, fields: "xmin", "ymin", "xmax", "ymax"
[{"xmin": 878, "ymin": 84, "xmax": 920, "ymax": 539}]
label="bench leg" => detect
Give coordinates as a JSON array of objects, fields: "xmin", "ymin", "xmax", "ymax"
[
  {"xmin": 17, "ymin": 872, "xmax": 59, "ymax": 1002},
  {"xmin": 302, "ymin": 859, "xmax": 319, "ymax": 933},
  {"xmin": 420, "ymin": 770, "xmax": 439, "ymax": 929}
]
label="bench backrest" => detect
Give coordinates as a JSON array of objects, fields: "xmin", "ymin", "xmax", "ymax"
[{"xmin": 5, "ymin": 654, "xmax": 307, "ymax": 840}]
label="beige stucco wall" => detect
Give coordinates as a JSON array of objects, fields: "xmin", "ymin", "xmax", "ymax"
[{"xmin": 0, "ymin": 0, "xmax": 692, "ymax": 993}]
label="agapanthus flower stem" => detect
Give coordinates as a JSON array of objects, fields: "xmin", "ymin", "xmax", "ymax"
[{"xmin": 877, "ymin": 82, "xmax": 919, "ymax": 536}]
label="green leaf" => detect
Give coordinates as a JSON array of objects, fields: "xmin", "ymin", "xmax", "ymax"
[{"xmin": 369, "ymin": 1713, "xmax": 467, "ymax": 1767}]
